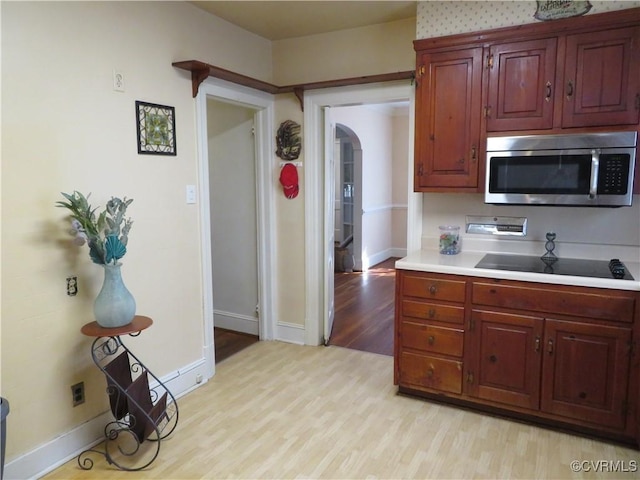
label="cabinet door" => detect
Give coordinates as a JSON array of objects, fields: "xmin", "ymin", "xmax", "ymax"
[
  {"xmin": 399, "ymin": 351, "xmax": 463, "ymax": 394},
  {"xmin": 414, "ymin": 48, "xmax": 482, "ymax": 190},
  {"xmin": 486, "ymin": 38, "xmax": 557, "ymax": 131},
  {"xmin": 541, "ymin": 319, "xmax": 631, "ymax": 430},
  {"xmin": 469, "ymin": 310, "xmax": 544, "ymax": 410},
  {"xmin": 563, "ymin": 27, "xmax": 640, "ymax": 127}
]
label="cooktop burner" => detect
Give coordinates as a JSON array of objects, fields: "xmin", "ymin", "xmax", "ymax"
[{"xmin": 475, "ymin": 254, "xmax": 634, "ymax": 280}]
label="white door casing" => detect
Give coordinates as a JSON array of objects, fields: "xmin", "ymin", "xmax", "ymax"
[
  {"xmin": 303, "ymin": 81, "xmax": 418, "ymax": 346},
  {"xmin": 195, "ymin": 78, "xmax": 276, "ymax": 378},
  {"xmin": 324, "ymin": 108, "xmax": 335, "ymax": 344}
]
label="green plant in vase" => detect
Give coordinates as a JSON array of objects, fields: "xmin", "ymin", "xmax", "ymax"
[
  {"xmin": 57, "ymin": 191, "xmax": 136, "ymax": 328},
  {"xmin": 56, "ymin": 191, "xmax": 133, "ymax": 265}
]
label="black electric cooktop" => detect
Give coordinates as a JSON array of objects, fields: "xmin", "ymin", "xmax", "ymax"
[{"xmin": 475, "ymin": 254, "xmax": 634, "ymax": 280}]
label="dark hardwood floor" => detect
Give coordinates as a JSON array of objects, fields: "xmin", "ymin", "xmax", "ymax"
[
  {"xmin": 328, "ymin": 257, "xmax": 397, "ymax": 356},
  {"xmin": 214, "ymin": 328, "xmax": 259, "ymax": 363},
  {"xmin": 213, "ymin": 257, "xmax": 397, "ymax": 361}
]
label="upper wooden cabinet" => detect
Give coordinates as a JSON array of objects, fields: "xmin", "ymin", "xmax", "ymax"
[
  {"xmin": 413, "ymin": 7, "xmax": 640, "ymax": 191},
  {"xmin": 414, "ymin": 48, "xmax": 482, "ymax": 190},
  {"xmin": 486, "ymin": 27, "xmax": 640, "ymax": 132},
  {"xmin": 562, "ymin": 27, "xmax": 640, "ymax": 128},
  {"xmin": 486, "ymin": 38, "xmax": 557, "ymax": 131}
]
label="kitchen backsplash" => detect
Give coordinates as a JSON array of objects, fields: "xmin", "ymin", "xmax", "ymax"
[
  {"xmin": 416, "ymin": 0, "xmax": 640, "ymax": 39},
  {"xmin": 422, "ymin": 193, "xmax": 640, "ymax": 261}
]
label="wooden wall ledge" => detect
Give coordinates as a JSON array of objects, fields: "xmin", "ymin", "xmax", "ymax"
[{"xmin": 172, "ymin": 60, "xmax": 414, "ymax": 110}]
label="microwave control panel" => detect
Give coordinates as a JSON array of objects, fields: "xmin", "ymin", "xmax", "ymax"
[{"xmin": 598, "ymin": 154, "xmax": 630, "ymax": 195}]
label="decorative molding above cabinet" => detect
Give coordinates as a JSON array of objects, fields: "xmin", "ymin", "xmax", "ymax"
[{"xmin": 413, "ymin": 7, "xmax": 640, "ymax": 192}]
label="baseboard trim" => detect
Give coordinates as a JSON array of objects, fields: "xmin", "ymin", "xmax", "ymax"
[
  {"xmin": 276, "ymin": 321, "xmax": 305, "ymax": 345},
  {"xmin": 214, "ymin": 309, "xmax": 259, "ymax": 335},
  {"xmin": 6, "ymin": 358, "xmax": 209, "ymax": 480},
  {"xmin": 365, "ymin": 248, "xmax": 406, "ymax": 270}
]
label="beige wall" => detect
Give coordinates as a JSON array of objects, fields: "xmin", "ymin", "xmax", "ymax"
[
  {"xmin": 272, "ymin": 17, "xmax": 416, "ymax": 85},
  {"xmin": 270, "ymin": 17, "xmax": 415, "ymax": 328},
  {"xmin": 1, "ymin": 0, "xmax": 271, "ymax": 464},
  {"xmin": 274, "ymin": 95, "xmax": 307, "ymax": 330}
]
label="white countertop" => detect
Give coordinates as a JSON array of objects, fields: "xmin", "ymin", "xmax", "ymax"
[{"xmin": 396, "ymin": 249, "xmax": 640, "ymax": 291}]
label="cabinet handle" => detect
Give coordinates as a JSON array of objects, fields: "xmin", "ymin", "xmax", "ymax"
[
  {"xmin": 429, "ymin": 284, "xmax": 437, "ymax": 295},
  {"xmin": 426, "ymin": 368, "xmax": 434, "ymax": 379},
  {"xmin": 545, "ymin": 81, "xmax": 552, "ymax": 102},
  {"xmin": 428, "ymin": 309, "xmax": 436, "ymax": 318},
  {"xmin": 566, "ymin": 80, "xmax": 574, "ymax": 99},
  {"xmin": 535, "ymin": 336, "xmax": 541, "ymax": 352},
  {"xmin": 547, "ymin": 339, "xmax": 554, "ymax": 355},
  {"xmin": 466, "ymin": 371, "xmax": 474, "ymax": 383},
  {"xmin": 428, "ymin": 335, "xmax": 435, "ymax": 346},
  {"xmin": 471, "ymin": 145, "xmax": 477, "ymax": 162}
]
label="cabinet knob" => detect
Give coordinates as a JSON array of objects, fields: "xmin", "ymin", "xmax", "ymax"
[
  {"xmin": 428, "ymin": 309, "xmax": 436, "ymax": 318},
  {"xmin": 429, "ymin": 284, "xmax": 438, "ymax": 295},
  {"xmin": 489, "ymin": 354, "xmax": 497, "ymax": 363},
  {"xmin": 566, "ymin": 80, "xmax": 574, "ymax": 99},
  {"xmin": 426, "ymin": 368, "xmax": 434, "ymax": 378},
  {"xmin": 548, "ymin": 339, "xmax": 554, "ymax": 355},
  {"xmin": 428, "ymin": 335, "xmax": 435, "ymax": 345},
  {"xmin": 545, "ymin": 81, "xmax": 552, "ymax": 102}
]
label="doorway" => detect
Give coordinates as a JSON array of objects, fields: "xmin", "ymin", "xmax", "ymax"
[
  {"xmin": 195, "ymin": 79, "xmax": 276, "ymax": 379},
  {"xmin": 328, "ymin": 103, "xmax": 410, "ymax": 353},
  {"xmin": 207, "ymin": 99, "xmax": 261, "ymax": 362},
  {"xmin": 302, "ymin": 82, "xmax": 420, "ymax": 347},
  {"xmin": 334, "ymin": 124, "xmax": 362, "ymax": 273}
]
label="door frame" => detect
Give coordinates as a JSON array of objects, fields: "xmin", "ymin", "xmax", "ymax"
[
  {"xmin": 303, "ymin": 81, "xmax": 420, "ymax": 346},
  {"xmin": 195, "ymin": 77, "xmax": 276, "ymax": 378}
]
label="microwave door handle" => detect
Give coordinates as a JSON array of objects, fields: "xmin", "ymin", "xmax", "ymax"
[{"xmin": 589, "ymin": 149, "xmax": 600, "ymax": 199}]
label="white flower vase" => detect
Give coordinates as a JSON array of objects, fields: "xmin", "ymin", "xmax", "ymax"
[{"xmin": 93, "ymin": 263, "xmax": 136, "ymax": 328}]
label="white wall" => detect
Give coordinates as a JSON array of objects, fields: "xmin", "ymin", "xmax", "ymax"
[{"xmin": 1, "ymin": 1, "xmax": 272, "ymax": 475}]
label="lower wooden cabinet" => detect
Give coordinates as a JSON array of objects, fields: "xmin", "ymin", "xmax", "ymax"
[
  {"xmin": 541, "ymin": 319, "xmax": 631, "ymax": 430},
  {"xmin": 395, "ymin": 270, "xmax": 640, "ymax": 447},
  {"xmin": 468, "ymin": 309, "xmax": 543, "ymax": 410}
]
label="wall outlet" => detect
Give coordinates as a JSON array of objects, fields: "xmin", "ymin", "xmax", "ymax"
[
  {"xmin": 66, "ymin": 276, "xmax": 78, "ymax": 296},
  {"xmin": 113, "ymin": 69, "xmax": 125, "ymax": 92},
  {"xmin": 71, "ymin": 382, "xmax": 85, "ymax": 407}
]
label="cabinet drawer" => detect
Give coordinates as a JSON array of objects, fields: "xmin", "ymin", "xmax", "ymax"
[
  {"xmin": 403, "ymin": 274, "xmax": 466, "ymax": 303},
  {"xmin": 401, "ymin": 320, "xmax": 464, "ymax": 356},
  {"xmin": 472, "ymin": 282, "xmax": 635, "ymax": 323},
  {"xmin": 399, "ymin": 351, "xmax": 463, "ymax": 394},
  {"xmin": 402, "ymin": 300, "xmax": 465, "ymax": 324}
]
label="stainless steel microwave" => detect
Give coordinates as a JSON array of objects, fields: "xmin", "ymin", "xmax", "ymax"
[{"xmin": 485, "ymin": 131, "xmax": 637, "ymax": 207}]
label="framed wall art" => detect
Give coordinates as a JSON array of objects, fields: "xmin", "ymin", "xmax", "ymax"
[{"xmin": 135, "ymin": 100, "xmax": 177, "ymax": 155}]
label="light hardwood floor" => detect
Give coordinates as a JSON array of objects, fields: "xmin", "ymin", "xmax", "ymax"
[{"xmin": 44, "ymin": 341, "xmax": 639, "ymax": 479}]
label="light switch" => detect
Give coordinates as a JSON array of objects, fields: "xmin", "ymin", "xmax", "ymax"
[{"xmin": 186, "ymin": 185, "xmax": 197, "ymax": 204}]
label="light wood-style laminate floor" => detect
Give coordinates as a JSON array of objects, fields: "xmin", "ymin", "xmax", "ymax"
[{"xmin": 45, "ymin": 341, "xmax": 639, "ymax": 479}]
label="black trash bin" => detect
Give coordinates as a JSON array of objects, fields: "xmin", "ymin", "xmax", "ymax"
[{"xmin": 1, "ymin": 398, "xmax": 8, "ymax": 480}]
